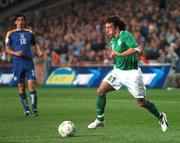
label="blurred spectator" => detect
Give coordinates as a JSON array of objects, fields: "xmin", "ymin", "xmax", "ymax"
[{"xmin": 0, "ymin": 0, "xmax": 179, "ymax": 72}]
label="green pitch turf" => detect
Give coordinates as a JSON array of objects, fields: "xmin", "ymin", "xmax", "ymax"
[{"xmin": 0, "ymin": 86, "xmax": 180, "ymax": 143}]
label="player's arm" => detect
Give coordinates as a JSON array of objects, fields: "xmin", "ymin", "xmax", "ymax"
[
  {"xmin": 111, "ymin": 32, "xmax": 140, "ymax": 57},
  {"xmin": 111, "ymin": 48, "xmax": 139, "ymax": 57},
  {"xmin": 5, "ymin": 46, "xmax": 24, "ymax": 56},
  {"xmin": 31, "ymin": 33, "xmax": 43, "ymax": 57},
  {"xmin": 33, "ymin": 44, "xmax": 43, "ymax": 57},
  {"xmin": 5, "ymin": 32, "xmax": 23, "ymax": 57}
]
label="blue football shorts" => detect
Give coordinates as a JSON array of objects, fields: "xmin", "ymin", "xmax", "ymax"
[{"xmin": 12, "ymin": 60, "xmax": 36, "ymax": 83}]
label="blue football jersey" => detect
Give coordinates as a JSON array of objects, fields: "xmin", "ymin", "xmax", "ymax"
[
  {"xmin": 5, "ymin": 29, "xmax": 37, "ymax": 83},
  {"xmin": 5, "ymin": 29, "xmax": 36, "ymax": 60}
]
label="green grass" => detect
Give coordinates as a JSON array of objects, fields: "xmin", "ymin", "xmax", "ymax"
[{"xmin": 0, "ymin": 86, "xmax": 180, "ymax": 143}]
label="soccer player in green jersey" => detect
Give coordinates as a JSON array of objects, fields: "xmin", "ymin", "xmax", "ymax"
[{"xmin": 88, "ymin": 15, "xmax": 168, "ymax": 132}]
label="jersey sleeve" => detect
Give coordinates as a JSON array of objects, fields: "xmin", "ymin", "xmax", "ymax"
[
  {"xmin": 25, "ymin": 29, "xmax": 36, "ymax": 45},
  {"xmin": 5, "ymin": 31, "xmax": 12, "ymax": 46},
  {"xmin": 125, "ymin": 32, "xmax": 138, "ymax": 48},
  {"xmin": 31, "ymin": 33, "xmax": 36, "ymax": 45}
]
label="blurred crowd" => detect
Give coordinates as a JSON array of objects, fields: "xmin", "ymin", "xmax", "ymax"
[{"xmin": 0, "ymin": 0, "xmax": 180, "ymax": 71}]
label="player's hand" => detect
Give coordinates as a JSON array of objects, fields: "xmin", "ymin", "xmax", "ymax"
[
  {"xmin": 38, "ymin": 51, "xmax": 43, "ymax": 57},
  {"xmin": 111, "ymin": 51, "xmax": 120, "ymax": 57},
  {"xmin": 14, "ymin": 51, "xmax": 24, "ymax": 57}
]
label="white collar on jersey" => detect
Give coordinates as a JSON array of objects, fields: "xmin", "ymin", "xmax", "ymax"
[
  {"xmin": 16, "ymin": 28, "xmax": 24, "ymax": 31},
  {"xmin": 119, "ymin": 31, "xmax": 123, "ymax": 36}
]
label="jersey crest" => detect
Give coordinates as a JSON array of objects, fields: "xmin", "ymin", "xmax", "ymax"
[{"xmin": 117, "ymin": 39, "xmax": 121, "ymax": 46}]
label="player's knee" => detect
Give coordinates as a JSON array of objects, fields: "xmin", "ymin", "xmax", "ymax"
[
  {"xmin": 18, "ymin": 84, "xmax": 25, "ymax": 93},
  {"xmin": 97, "ymin": 87, "xmax": 106, "ymax": 96},
  {"xmin": 28, "ymin": 82, "xmax": 36, "ymax": 91}
]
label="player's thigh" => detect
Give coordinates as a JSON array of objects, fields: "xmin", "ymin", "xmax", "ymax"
[
  {"xmin": 27, "ymin": 80, "xmax": 36, "ymax": 91},
  {"xmin": 26, "ymin": 68, "xmax": 36, "ymax": 91},
  {"xmin": 97, "ymin": 81, "xmax": 114, "ymax": 95},
  {"xmin": 26, "ymin": 68, "xmax": 36, "ymax": 81},
  {"xmin": 103, "ymin": 69, "xmax": 123, "ymax": 90},
  {"xmin": 18, "ymin": 83, "xmax": 26, "ymax": 93},
  {"xmin": 125, "ymin": 70, "xmax": 146, "ymax": 98},
  {"xmin": 12, "ymin": 62, "xmax": 25, "ymax": 83}
]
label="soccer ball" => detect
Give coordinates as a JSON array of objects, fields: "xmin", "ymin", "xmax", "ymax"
[{"xmin": 58, "ymin": 121, "xmax": 75, "ymax": 137}]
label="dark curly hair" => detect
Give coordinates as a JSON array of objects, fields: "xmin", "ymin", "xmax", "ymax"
[
  {"xmin": 104, "ymin": 15, "xmax": 126, "ymax": 30},
  {"xmin": 13, "ymin": 14, "xmax": 27, "ymax": 22}
]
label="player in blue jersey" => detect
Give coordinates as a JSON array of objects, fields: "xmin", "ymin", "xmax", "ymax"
[{"xmin": 5, "ymin": 14, "xmax": 43, "ymax": 117}]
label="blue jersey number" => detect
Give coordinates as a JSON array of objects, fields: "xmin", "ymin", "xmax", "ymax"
[{"xmin": 20, "ymin": 35, "xmax": 27, "ymax": 45}]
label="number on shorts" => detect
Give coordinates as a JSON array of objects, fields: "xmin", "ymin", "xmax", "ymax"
[
  {"xmin": 32, "ymin": 70, "xmax": 35, "ymax": 76},
  {"xmin": 108, "ymin": 75, "xmax": 116, "ymax": 83}
]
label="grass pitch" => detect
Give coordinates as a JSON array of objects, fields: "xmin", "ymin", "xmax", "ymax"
[{"xmin": 0, "ymin": 86, "xmax": 180, "ymax": 143}]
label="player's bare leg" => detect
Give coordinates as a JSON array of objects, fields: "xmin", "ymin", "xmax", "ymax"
[
  {"xmin": 88, "ymin": 82, "xmax": 114, "ymax": 129},
  {"xmin": 137, "ymin": 98, "xmax": 168, "ymax": 132}
]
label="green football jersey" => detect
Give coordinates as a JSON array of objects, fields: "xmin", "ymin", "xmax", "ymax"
[{"xmin": 109, "ymin": 31, "xmax": 139, "ymax": 70}]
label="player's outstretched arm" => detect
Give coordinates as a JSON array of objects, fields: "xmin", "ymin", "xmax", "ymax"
[{"xmin": 111, "ymin": 48, "xmax": 139, "ymax": 57}]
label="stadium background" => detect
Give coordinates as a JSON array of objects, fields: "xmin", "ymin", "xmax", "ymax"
[
  {"xmin": 0, "ymin": 1, "xmax": 180, "ymax": 143},
  {"xmin": 0, "ymin": 0, "xmax": 180, "ymax": 88}
]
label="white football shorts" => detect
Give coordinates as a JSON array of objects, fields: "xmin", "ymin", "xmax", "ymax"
[{"xmin": 103, "ymin": 67, "xmax": 146, "ymax": 98}]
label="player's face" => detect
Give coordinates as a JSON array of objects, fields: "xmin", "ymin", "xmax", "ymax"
[
  {"xmin": 104, "ymin": 23, "xmax": 116, "ymax": 39},
  {"xmin": 15, "ymin": 17, "xmax": 26, "ymax": 29}
]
